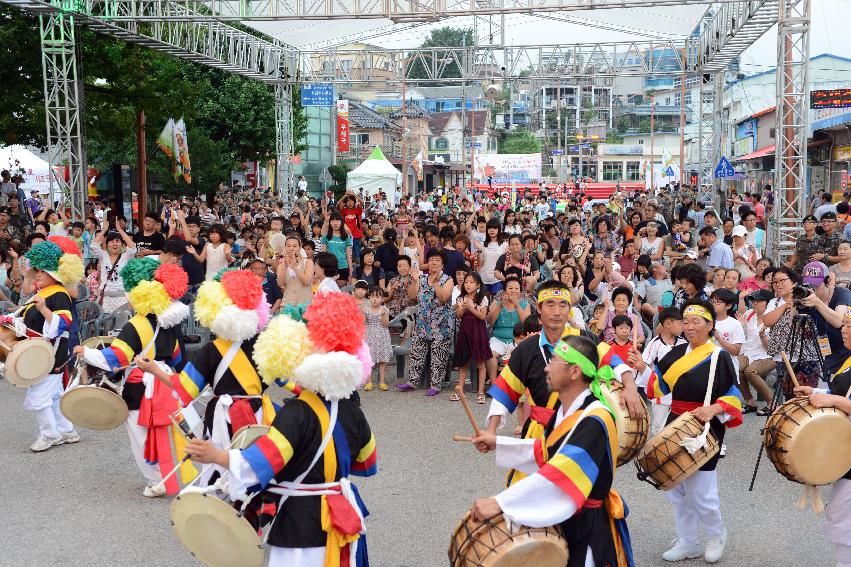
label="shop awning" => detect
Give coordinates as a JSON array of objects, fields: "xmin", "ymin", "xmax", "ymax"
[{"xmin": 734, "ymin": 144, "xmax": 775, "ymax": 162}]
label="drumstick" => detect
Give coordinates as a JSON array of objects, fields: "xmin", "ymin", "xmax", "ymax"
[
  {"xmin": 452, "ymin": 434, "xmax": 474, "ymax": 442},
  {"xmin": 780, "ymin": 353, "xmax": 801, "ymax": 389},
  {"xmin": 632, "ymin": 314, "xmax": 639, "ymax": 345},
  {"xmin": 455, "ymin": 383, "xmax": 482, "ymax": 436}
]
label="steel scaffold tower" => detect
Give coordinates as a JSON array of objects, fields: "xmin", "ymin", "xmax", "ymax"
[
  {"xmin": 40, "ymin": 13, "xmax": 87, "ymax": 220},
  {"xmin": 275, "ymin": 83, "xmax": 294, "ymax": 203},
  {"xmin": 768, "ymin": 0, "xmax": 810, "ymax": 260}
]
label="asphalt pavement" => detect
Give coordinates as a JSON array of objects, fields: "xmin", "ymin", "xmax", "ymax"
[{"xmin": 0, "ymin": 376, "xmax": 831, "ymax": 567}]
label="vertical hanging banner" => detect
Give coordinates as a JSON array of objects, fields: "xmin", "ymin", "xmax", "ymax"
[{"xmin": 337, "ymin": 99, "xmax": 350, "ymax": 153}]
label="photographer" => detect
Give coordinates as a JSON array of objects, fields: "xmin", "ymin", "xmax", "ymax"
[
  {"xmin": 763, "ymin": 266, "xmax": 823, "ymax": 400},
  {"xmin": 794, "ymin": 261, "xmax": 851, "ymax": 374}
]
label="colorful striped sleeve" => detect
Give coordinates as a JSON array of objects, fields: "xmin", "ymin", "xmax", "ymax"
[
  {"xmin": 241, "ymin": 426, "xmax": 295, "ymax": 487},
  {"xmin": 646, "ymin": 364, "xmax": 669, "ymax": 398},
  {"xmin": 53, "ymin": 310, "xmax": 72, "ymax": 336},
  {"xmin": 102, "ymin": 339, "xmax": 135, "ymax": 369},
  {"xmin": 351, "ymin": 433, "xmax": 377, "ymax": 477},
  {"xmin": 171, "ymin": 361, "xmax": 207, "ymax": 406},
  {"xmin": 537, "ymin": 443, "xmax": 600, "ymax": 509},
  {"xmin": 488, "ymin": 365, "xmax": 525, "ymax": 414},
  {"xmin": 715, "ymin": 383, "xmax": 744, "ymax": 428}
]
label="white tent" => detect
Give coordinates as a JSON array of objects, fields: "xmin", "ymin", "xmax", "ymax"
[
  {"xmin": 346, "ymin": 146, "xmax": 401, "ymax": 202},
  {"xmin": 0, "ymin": 145, "xmax": 52, "ymax": 194}
]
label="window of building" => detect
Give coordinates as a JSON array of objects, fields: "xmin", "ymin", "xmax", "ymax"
[
  {"xmin": 351, "ymin": 133, "xmax": 369, "ymax": 146},
  {"xmin": 603, "ymin": 161, "xmax": 623, "ymax": 181},
  {"xmin": 769, "ymin": 128, "xmax": 776, "ymax": 139},
  {"xmin": 434, "ymin": 137, "xmax": 449, "ymax": 150},
  {"xmin": 626, "ymin": 161, "xmax": 641, "ymax": 181},
  {"xmin": 341, "ymin": 60, "xmax": 352, "ymax": 72}
]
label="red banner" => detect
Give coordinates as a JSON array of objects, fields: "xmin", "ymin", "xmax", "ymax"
[{"xmin": 336, "ymin": 100, "xmax": 349, "ymax": 153}]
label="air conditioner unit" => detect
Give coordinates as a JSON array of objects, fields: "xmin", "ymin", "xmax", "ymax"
[{"xmin": 747, "ymin": 161, "xmax": 762, "ymax": 171}]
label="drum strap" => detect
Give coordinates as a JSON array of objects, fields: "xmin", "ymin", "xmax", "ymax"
[
  {"xmin": 213, "ymin": 341, "xmax": 242, "ymax": 389},
  {"xmin": 678, "ymin": 347, "xmax": 720, "ymax": 456}
]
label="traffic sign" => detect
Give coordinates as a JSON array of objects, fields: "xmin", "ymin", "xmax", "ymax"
[
  {"xmin": 665, "ymin": 166, "xmax": 675, "ymax": 177},
  {"xmin": 301, "ymin": 84, "xmax": 334, "ymax": 107},
  {"xmin": 714, "ymin": 156, "xmax": 735, "ymax": 179},
  {"xmin": 551, "ymin": 149, "xmax": 565, "ymax": 156},
  {"xmin": 465, "ymin": 141, "xmax": 482, "ymax": 148}
]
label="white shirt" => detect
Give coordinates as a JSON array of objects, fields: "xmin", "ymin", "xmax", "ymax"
[
  {"xmin": 316, "ymin": 277, "xmax": 340, "ymax": 294},
  {"xmin": 739, "ymin": 309, "xmax": 771, "ymax": 362},
  {"xmin": 713, "ymin": 316, "xmax": 745, "ymax": 374},
  {"xmin": 297, "ymin": 179, "xmax": 307, "ymax": 192},
  {"xmin": 418, "ymin": 200, "xmax": 434, "ymax": 213}
]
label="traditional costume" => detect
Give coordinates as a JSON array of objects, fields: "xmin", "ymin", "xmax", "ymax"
[
  {"xmin": 221, "ymin": 292, "xmax": 377, "ymax": 566},
  {"xmin": 819, "ymin": 354, "xmax": 851, "ymax": 566},
  {"xmin": 635, "ymin": 333, "xmax": 687, "ymax": 435},
  {"xmin": 78, "ymin": 258, "xmax": 191, "ymax": 495},
  {"xmin": 21, "ymin": 237, "xmax": 83, "ymax": 451},
  {"xmin": 167, "ymin": 270, "xmax": 278, "ymax": 466},
  {"xmin": 487, "ymin": 289, "xmax": 630, "ymax": 486},
  {"xmin": 491, "ymin": 339, "xmax": 634, "ymax": 567},
  {"xmin": 645, "ymin": 304, "xmax": 743, "ymax": 560}
]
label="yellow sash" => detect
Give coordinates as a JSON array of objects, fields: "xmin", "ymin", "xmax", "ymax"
[
  {"xmin": 23, "ymin": 284, "xmax": 71, "ymax": 319},
  {"xmin": 834, "ymin": 355, "xmax": 851, "ymax": 380},
  {"xmin": 213, "ymin": 339, "xmax": 263, "ymax": 395},
  {"xmin": 661, "ymin": 342, "xmax": 714, "ymax": 393}
]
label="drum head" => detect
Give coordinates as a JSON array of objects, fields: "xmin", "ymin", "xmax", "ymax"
[
  {"xmin": 231, "ymin": 425, "xmax": 269, "ymax": 450},
  {"xmin": 60, "ymin": 385, "xmax": 128, "ymax": 430},
  {"xmin": 82, "ymin": 336, "xmax": 114, "ymax": 349},
  {"xmin": 789, "ymin": 411, "xmax": 851, "ymax": 485},
  {"xmin": 5, "ymin": 339, "xmax": 55, "ymax": 387},
  {"xmin": 170, "ymin": 490, "xmax": 263, "ymax": 567}
]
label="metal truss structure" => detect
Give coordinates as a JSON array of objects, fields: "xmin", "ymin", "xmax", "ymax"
[
  {"xmin": 39, "ymin": 13, "xmax": 87, "ymax": 220},
  {"xmin": 298, "ymin": 40, "xmax": 691, "ymax": 84},
  {"xmin": 3, "ymin": 0, "xmax": 812, "ymax": 236},
  {"xmin": 76, "ymin": 0, "xmax": 763, "ymax": 22},
  {"xmin": 768, "ymin": 0, "xmax": 810, "ymax": 260},
  {"xmin": 690, "ymin": 0, "xmax": 778, "ymax": 73},
  {"xmin": 274, "ymin": 82, "xmax": 294, "ymax": 205}
]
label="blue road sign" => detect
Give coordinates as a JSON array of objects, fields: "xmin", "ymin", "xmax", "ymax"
[
  {"xmin": 665, "ymin": 166, "xmax": 675, "ymax": 177},
  {"xmin": 551, "ymin": 149, "xmax": 565, "ymax": 155},
  {"xmin": 714, "ymin": 156, "xmax": 735, "ymax": 179},
  {"xmin": 301, "ymin": 84, "xmax": 334, "ymax": 107}
]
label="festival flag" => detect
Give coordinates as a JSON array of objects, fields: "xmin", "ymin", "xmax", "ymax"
[
  {"xmin": 174, "ymin": 118, "xmax": 191, "ymax": 184},
  {"xmin": 156, "ymin": 118, "xmax": 176, "ymax": 160},
  {"xmin": 336, "ymin": 100, "xmax": 350, "ymax": 153}
]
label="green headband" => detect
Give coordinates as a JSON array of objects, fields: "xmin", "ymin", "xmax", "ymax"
[{"xmin": 553, "ymin": 339, "xmax": 617, "ymax": 417}]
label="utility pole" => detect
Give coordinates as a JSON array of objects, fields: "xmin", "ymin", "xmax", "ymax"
[
  {"xmin": 470, "ymin": 100, "xmax": 476, "ymax": 192},
  {"xmin": 136, "ymin": 110, "xmax": 147, "ymax": 224},
  {"xmin": 401, "ymin": 58, "xmax": 409, "ymax": 196},
  {"xmin": 679, "ymin": 78, "xmax": 686, "ymax": 189},
  {"xmin": 650, "ymin": 95, "xmax": 656, "ymax": 192}
]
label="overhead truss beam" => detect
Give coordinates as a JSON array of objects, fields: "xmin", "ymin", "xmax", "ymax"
[
  {"xmin": 73, "ymin": 0, "xmax": 759, "ymax": 21},
  {"xmin": 299, "ymin": 40, "xmax": 691, "ymax": 84},
  {"xmin": 692, "ymin": 0, "xmax": 779, "ymax": 73}
]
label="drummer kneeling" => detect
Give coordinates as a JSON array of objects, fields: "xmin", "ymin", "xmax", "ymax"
[{"xmin": 470, "ymin": 335, "xmax": 634, "ymax": 567}]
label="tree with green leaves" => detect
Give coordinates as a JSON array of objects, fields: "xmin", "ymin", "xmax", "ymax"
[
  {"xmin": 407, "ymin": 27, "xmax": 474, "ymax": 82},
  {"xmin": 0, "ymin": 6, "xmax": 46, "ymax": 148},
  {"xmin": 498, "ymin": 130, "xmax": 541, "ymax": 154}
]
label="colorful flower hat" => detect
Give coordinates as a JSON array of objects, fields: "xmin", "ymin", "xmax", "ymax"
[
  {"xmin": 253, "ymin": 291, "xmax": 373, "ymax": 401},
  {"xmin": 25, "ymin": 236, "xmax": 84, "ymax": 288},
  {"xmin": 119, "ymin": 258, "xmax": 189, "ymax": 328},
  {"xmin": 194, "ymin": 269, "xmax": 270, "ymax": 342}
]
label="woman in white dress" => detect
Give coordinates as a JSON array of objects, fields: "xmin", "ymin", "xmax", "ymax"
[
  {"xmin": 90, "ymin": 220, "xmax": 137, "ymax": 313},
  {"xmin": 186, "ymin": 224, "xmax": 233, "ymax": 281}
]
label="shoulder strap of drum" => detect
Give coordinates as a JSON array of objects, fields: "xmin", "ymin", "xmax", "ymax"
[
  {"xmin": 703, "ymin": 347, "xmax": 721, "ymax": 408},
  {"xmin": 141, "ymin": 322, "xmax": 160, "ymax": 359}
]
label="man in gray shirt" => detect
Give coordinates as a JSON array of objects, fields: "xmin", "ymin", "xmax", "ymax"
[{"xmin": 700, "ymin": 225, "xmax": 733, "ymax": 269}]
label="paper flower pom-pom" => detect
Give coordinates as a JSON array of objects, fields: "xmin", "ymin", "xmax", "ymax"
[
  {"xmin": 25, "ymin": 241, "xmax": 62, "ymax": 273},
  {"xmin": 256, "ymin": 298, "xmax": 271, "ymax": 332},
  {"xmin": 127, "ymin": 280, "xmax": 171, "ymax": 316},
  {"xmin": 355, "ymin": 342, "xmax": 374, "ymax": 387},
  {"xmin": 48, "ymin": 235, "xmax": 83, "ymax": 257},
  {"xmin": 280, "ymin": 303, "xmax": 307, "ymax": 322},
  {"xmin": 213, "ymin": 267, "xmax": 239, "ymax": 282},
  {"xmin": 293, "ymin": 351, "xmax": 363, "ymax": 401},
  {"xmin": 253, "ymin": 315, "xmax": 312, "ymax": 385},
  {"xmin": 194, "ymin": 280, "xmax": 232, "ymax": 328},
  {"xmin": 303, "ymin": 292, "xmax": 365, "ymax": 354},
  {"xmin": 57, "ymin": 254, "xmax": 84, "ymax": 287},
  {"xmin": 211, "ymin": 304, "xmax": 260, "ymax": 342},
  {"xmin": 221, "ymin": 270, "xmax": 263, "ymax": 310},
  {"xmin": 120, "ymin": 258, "xmax": 160, "ymax": 292},
  {"xmin": 154, "ymin": 263, "xmax": 188, "ymax": 299}
]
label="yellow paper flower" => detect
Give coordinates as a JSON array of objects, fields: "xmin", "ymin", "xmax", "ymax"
[
  {"xmin": 194, "ymin": 280, "xmax": 232, "ymax": 328},
  {"xmin": 253, "ymin": 315, "xmax": 312, "ymax": 385},
  {"xmin": 127, "ymin": 280, "xmax": 171, "ymax": 316}
]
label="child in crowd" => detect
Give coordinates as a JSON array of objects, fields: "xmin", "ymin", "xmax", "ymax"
[
  {"xmin": 451, "ymin": 272, "xmax": 491, "ymax": 405},
  {"xmin": 363, "ymin": 286, "xmax": 392, "ymax": 392},
  {"xmin": 603, "ymin": 314, "xmax": 636, "ymax": 368},
  {"xmin": 588, "ymin": 302, "xmax": 607, "ymax": 337},
  {"xmin": 710, "ymin": 288, "xmax": 745, "ymax": 376},
  {"xmin": 512, "ymin": 313, "xmax": 543, "ymax": 436},
  {"xmin": 352, "ymin": 279, "xmax": 369, "ymax": 311}
]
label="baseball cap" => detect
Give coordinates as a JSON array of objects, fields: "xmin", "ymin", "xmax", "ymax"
[
  {"xmin": 731, "ymin": 225, "xmax": 748, "ymax": 237},
  {"xmin": 803, "ymin": 214, "xmax": 818, "ymax": 223},
  {"xmin": 802, "ymin": 261, "xmax": 829, "ymax": 286},
  {"xmin": 750, "ymin": 289, "xmax": 774, "ymax": 302},
  {"xmin": 822, "ymin": 211, "xmax": 837, "ymax": 220}
]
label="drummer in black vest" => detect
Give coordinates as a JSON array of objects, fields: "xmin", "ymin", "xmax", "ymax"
[{"xmin": 794, "ymin": 309, "xmax": 851, "ymax": 567}]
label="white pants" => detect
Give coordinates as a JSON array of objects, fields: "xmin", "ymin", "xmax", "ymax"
[
  {"xmin": 23, "ymin": 373, "xmax": 73, "ymax": 439},
  {"xmin": 650, "ymin": 403, "xmax": 671, "ymax": 436},
  {"xmin": 827, "ymin": 479, "xmax": 851, "ymax": 566},
  {"xmin": 666, "ymin": 469, "xmax": 725, "ymax": 546},
  {"xmin": 268, "ymin": 546, "xmax": 325, "ymax": 566},
  {"xmin": 125, "ymin": 409, "xmax": 162, "ymax": 485}
]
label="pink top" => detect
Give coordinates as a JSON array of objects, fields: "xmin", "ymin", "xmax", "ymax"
[{"xmin": 740, "ymin": 276, "xmax": 767, "ymax": 293}]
